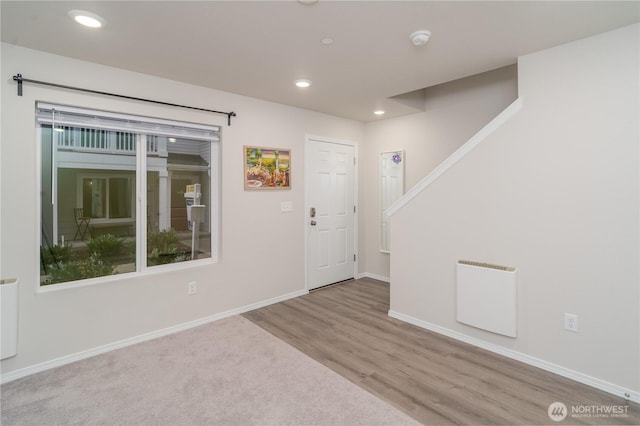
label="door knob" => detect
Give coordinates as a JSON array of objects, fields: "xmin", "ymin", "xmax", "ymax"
[{"xmin": 310, "ymin": 220, "xmax": 317, "ymax": 226}]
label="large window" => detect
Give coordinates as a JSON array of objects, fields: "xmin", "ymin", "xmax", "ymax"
[{"xmin": 38, "ymin": 103, "xmax": 219, "ymax": 287}]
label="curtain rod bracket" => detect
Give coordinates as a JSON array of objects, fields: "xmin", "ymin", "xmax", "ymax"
[
  {"xmin": 12, "ymin": 73, "xmax": 236, "ymax": 125},
  {"xmin": 13, "ymin": 73, "xmax": 23, "ymax": 96},
  {"xmin": 227, "ymin": 112, "xmax": 236, "ymax": 126}
]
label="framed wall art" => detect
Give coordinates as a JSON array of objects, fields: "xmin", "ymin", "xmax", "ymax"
[{"xmin": 244, "ymin": 146, "xmax": 291, "ymax": 190}]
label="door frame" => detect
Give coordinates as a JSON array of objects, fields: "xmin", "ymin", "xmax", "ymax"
[{"xmin": 304, "ymin": 134, "xmax": 359, "ymax": 291}]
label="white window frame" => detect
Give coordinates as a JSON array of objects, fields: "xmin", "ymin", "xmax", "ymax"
[{"xmin": 37, "ymin": 103, "xmax": 220, "ymax": 291}]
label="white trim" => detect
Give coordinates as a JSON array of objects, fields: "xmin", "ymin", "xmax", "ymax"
[
  {"xmin": 36, "ymin": 127, "xmax": 45, "ymax": 289},
  {"xmin": 353, "ymin": 143, "xmax": 359, "ymax": 282},
  {"xmin": 386, "ymin": 98, "xmax": 523, "ymax": 217},
  {"xmin": 388, "ymin": 310, "xmax": 639, "ymax": 404},
  {"xmin": 136, "ymin": 135, "xmax": 147, "ymax": 272},
  {"xmin": 1, "ymin": 288, "xmax": 308, "ymax": 385},
  {"xmin": 36, "ymin": 257, "xmax": 215, "ymax": 294},
  {"xmin": 210, "ymin": 141, "xmax": 220, "ymax": 263},
  {"xmin": 356, "ymin": 272, "xmax": 390, "ymax": 283}
]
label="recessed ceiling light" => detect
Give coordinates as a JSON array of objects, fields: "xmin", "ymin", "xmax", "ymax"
[
  {"xmin": 168, "ymin": 137, "xmax": 176, "ymax": 143},
  {"xmin": 374, "ymin": 110, "xmax": 385, "ymax": 116},
  {"xmin": 321, "ymin": 37, "xmax": 334, "ymax": 45},
  {"xmin": 68, "ymin": 10, "xmax": 105, "ymax": 28},
  {"xmin": 295, "ymin": 79, "xmax": 312, "ymax": 88}
]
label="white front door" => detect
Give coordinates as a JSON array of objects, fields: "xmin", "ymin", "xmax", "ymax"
[{"xmin": 306, "ymin": 137, "xmax": 356, "ymax": 290}]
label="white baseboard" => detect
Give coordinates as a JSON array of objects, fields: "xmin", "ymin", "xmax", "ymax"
[
  {"xmin": 388, "ymin": 310, "xmax": 639, "ymax": 404},
  {"xmin": 1, "ymin": 289, "xmax": 308, "ymax": 385},
  {"xmin": 356, "ymin": 272, "xmax": 390, "ymax": 283}
]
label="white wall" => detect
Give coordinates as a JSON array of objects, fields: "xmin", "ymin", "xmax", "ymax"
[
  {"xmin": 389, "ymin": 24, "xmax": 639, "ymax": 395},
  {"xmin": 0, "ymin": 43, "xmax": 364, "ymax": 375},
  {"xmin": 362, "ymin": 66, "xmax": 518, "ymax": 279}
]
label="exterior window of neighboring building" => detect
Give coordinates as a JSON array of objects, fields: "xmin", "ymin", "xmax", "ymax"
[
  {"xmin": 38, "ymin": 103, "xmax": 220, "ymax": 287},
  {"xmin": 80, "ymin": 176, "xmax": 133, "ymax": 220}
]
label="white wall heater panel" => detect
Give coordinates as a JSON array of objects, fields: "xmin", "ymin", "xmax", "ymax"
[
  {"xmin": 1, "ymin": 278, "xmax": 18, "ymax": 359},
  {"xmin": 456, "ymin": 261, "xmax": 517, "ymax": 338}
]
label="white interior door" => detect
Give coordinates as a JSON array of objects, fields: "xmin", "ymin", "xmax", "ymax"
[
  {"xmin": 306, "ymin": 137, "xmax": 356, "ymax": 290},
  {"xmin": 380, "ymin": 151, "xmax": 404, "ymax": 252}
]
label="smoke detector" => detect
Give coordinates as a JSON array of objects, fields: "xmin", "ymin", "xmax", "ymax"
[{"xmin": 410, "ymin": 30, "xmax": 431, "ymax": 46}]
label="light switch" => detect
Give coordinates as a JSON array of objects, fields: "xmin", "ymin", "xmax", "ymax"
[{"xmin": 281, "ymin": 201, "xmax": 293, "ymax": 212}]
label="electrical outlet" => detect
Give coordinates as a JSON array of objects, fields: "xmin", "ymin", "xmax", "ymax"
[
  {"xmin": 564, "ymin": 313, "xmax": 578, "ymax": 332},
  {"xmin": 188, "ymin": 281, "xmax": 197, "ymax": 296}
]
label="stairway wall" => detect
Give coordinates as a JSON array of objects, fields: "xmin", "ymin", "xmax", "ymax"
[{"xmin": 389, "ymin": 24, "xmax": 639, "ymax": 395}]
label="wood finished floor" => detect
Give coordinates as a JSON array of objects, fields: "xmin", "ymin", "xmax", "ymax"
[{"xmin": 243, "ymin": 278, "xmax": 640, "ymax": 425}]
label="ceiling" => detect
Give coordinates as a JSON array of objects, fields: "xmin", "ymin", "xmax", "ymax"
[{"xmin": 2, "ymin": 1, "xmax": 638, "ymax": 122}]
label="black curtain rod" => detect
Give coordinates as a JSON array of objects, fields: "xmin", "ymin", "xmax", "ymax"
[{"xmin": 12, "ymin": 73, "xmax": 237, "ymax": 126}]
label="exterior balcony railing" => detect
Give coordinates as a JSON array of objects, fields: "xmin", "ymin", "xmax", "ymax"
[{"xmin": 55, "ymin": 127, "xmax": 167, "ymax": 157}]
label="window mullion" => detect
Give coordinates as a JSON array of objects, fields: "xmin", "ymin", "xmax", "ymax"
[{"xmin": 136, "ymin": 134, "xmax": 147, "ymax": 272}]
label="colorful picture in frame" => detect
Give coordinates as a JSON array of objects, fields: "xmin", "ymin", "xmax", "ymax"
[{"xmin": 244, "ymin": 146, "xmax": 291, "ymax": 190}]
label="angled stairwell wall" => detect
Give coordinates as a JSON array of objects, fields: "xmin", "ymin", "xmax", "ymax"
[
  {"xmin": 388, "ymin": 24, "xmax": 639, "ymax": 400},
  {"xmin": 362, "ymin": 65, "xmax": 518, "ymax": 280}
]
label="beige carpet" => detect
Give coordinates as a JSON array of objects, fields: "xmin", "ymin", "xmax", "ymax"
[{"xmin": 1, "ymin": 316, "xmax": 419, "ymax": 425}]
